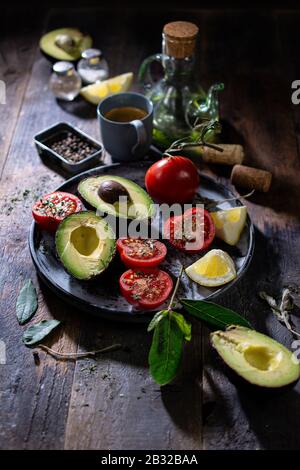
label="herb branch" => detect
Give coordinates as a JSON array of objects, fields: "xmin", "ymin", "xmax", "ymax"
[
  {"xmin": 167, "ymin": 265, "xmax": 184, "ymax": 310},
  {"xmin": 259, "ymin": 288, "xmax": 300, "ymax": 338},
  {"xmin": 148, "ymin": 266, "xmax": 191, "ymax": 386},
  {"xmin": 164, "ymin": 119, "xmax": 223, "ymax": 157},
  {"xmin": 148, "ymin": 265, "xmax": 254, "ymax": 386}
]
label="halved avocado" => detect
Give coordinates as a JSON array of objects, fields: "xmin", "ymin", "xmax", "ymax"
[
  {"xmin": 211, "ymin": 326, "xmax": 300, "ymax": 388},
  {"xmin": 78, "ymin": 175, "xmax": 155, "ymax": 220},
  {"xmin": 40, "ymin": 28, "xmax": 93, "ymax": 62},
  {"xmin": 55, "ymin": 211, "xmax": 116, "ymax": 280}
]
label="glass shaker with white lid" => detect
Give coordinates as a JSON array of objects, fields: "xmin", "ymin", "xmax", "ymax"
[
  {"xmin": 77, "ymin": 48, "xmax": 109, "ymax": 84},
  {"xmin": 49, "ymin": 61, "xmax": 82, "ymax": 101}
]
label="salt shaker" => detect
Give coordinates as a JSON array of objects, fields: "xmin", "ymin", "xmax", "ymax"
[
  {"xmin": 49, "ymin": 61, "xmax": 82, "ymax": 101},
  {"xmin": 77, "ymin": 48, "xmax": 109, "ymax": 84}
]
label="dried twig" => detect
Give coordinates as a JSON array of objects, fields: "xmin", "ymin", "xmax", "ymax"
[
  {"xmin": 196, "ymin": 189, "xmax": 255, "ymax": 210},
  {"xmin": 259, "ymin": 289, "xmax": 300, "ymax": 338},
  {"xmin": 37, "ymin": 343, "xmax": 122, "ymax": 360},
  {"xmin": 287, "ymin": 285, "xmax": 300, "ymax": 308}
]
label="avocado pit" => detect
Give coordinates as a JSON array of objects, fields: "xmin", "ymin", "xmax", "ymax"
[
  {"xmin": 98, "ymin": 180, "xmax": 131, "ymax": 205},
  {"xmin": 55, "ymin": 34, "xmax": 77, "ymax": 53}
]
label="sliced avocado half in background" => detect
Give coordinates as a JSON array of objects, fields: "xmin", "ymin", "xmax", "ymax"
[
  {"xmin": 211, "ymin": 326, "xmax": 300, "ymax": 388},
  {"xmin": 78, "ymin": 175, "xmax": 155, "ymax": 220},
  {"xmin": 56, "ymin": 211, "xmax": 116, "ymax": 280},
  {"xmin": 40, "ymin": 28, "xmax": 93, "ymax": 62}
]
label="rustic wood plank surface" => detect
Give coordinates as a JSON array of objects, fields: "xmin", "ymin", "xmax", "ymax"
[
  {"xmin": 0, "ymin": 6, "xmax": 300, "ymax": 450},
  {"xmin": 0, "ymin": 10, "xmax": 42, "ymax": 176}
]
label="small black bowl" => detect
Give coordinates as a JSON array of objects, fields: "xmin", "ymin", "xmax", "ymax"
[{"xmin": 34, "ymin": 122, "xmax": 104, "ymax": 175}]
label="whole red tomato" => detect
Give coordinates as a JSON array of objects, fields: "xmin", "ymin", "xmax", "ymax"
[{"xmin": 145, "ymin": 156, "xmax": 199, "ymax": 204}]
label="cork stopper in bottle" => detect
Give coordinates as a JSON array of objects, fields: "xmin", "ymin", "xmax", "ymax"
[
  {"xmin": 231, "ymin": 165, "xmax": 272, "ymax": 193},
  {"xmin": 163, "ymin": 21, "xmax": 199, "ymax": 59}
]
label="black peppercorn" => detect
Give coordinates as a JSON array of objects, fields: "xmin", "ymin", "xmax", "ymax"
[{"xmin": 50, "ymin": 132, "xmax": 97, "ymax": 163}]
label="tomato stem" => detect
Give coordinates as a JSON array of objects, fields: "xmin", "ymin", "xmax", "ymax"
[{"xmin": 167, "ymin": 265, "xmax": 184, "ymax": 311}]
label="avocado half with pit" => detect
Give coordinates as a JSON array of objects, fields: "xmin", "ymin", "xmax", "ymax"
[
  {"xmin": 40, "ymin": 28, "xmax": 93, "ymax": 62},
  {"xmin": 78, "ymin": 175, "xmax": 155, "ymax": 220},
  {"xmin": 211, "ymin": 326, "xmax": 300, "ymax": 388},
  {"xmin": 56, "ymin": 211, "xmax": 116, "ymax": 280}
]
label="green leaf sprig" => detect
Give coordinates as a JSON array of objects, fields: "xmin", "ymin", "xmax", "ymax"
[
  {"xmin": 148, "ymin": 266, "xmax": 191, "ymax": 386},
  {"xmin": 148, "ymin": 266, "xmax": 252, "ymax": 386}
]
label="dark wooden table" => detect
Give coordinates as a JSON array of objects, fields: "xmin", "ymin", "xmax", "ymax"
[{"xmin": 1, "ymin": 6, "xmax": 300, "ymax": 450}]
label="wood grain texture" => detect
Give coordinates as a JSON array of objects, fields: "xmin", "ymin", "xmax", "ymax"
[
  {"xmin": 0, "ymin": 6, "xmax": 300, "ymax": 450},
  {"xmin": 58, "ymin": 8, "xmax": 205, "ymax": 450},
  {"xmin": 0, "ymin": 10, "xmax": 42, "ymax": 177},
  {"xmin": 64, "ymin": 319, "xmax": 203, "ymax": 450},
  {"xmin": 199, "ymin": 10, "xmax": 300, "ymax": 450},
  {"xmin": 0, "ymin": 8, "xmax": 82, "ymax": 450}
]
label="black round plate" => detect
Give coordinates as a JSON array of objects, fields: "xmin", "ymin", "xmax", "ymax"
[{"xmin": 29, "ymin": 161, "xmax": 255, "ymax": 323}]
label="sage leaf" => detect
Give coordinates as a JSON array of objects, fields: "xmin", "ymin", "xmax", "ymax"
[
  {"xmin": 149, "ymin": 314, "xmax": 184, "ymax": 386},
  {"xmin": 147, "ymin": 310, "xmax": 168, "ymax": 332},
  {"xmin": 16, "ymin": 279, "xmax": 38, "ymax": 325},
  {"xmin": 181, "ymin": 299, "xmax": 251, "ymax": 330},
  {"xmin": 171, "ymin": 311, "xmax": 192, "ymax": 341},
  {"xmin": 22, "ymin": 320, "xmax": 61, "ymax": 346}
]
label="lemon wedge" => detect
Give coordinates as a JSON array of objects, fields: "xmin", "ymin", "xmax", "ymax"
[
  {"xmin": 211, "ymin": 206, "xmax": 247, "ymax": 246},
  {"xmin": 80, "ymin": 72, "xmax": 133, "ymax": 105},
  {"xmin": 185, "ymin": 249, "xmax": 236, "ymax": 287}
]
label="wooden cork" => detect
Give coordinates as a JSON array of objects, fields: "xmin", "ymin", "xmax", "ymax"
[
  {"xmin": 231, "ymin": 164, "xmax": 272, "ymax": 193},
  {"xmin": 163, "ymin": 21, "xmax": 199, "ymax": 59},
  {"xmin": 202, "ymin": 144, "xmax": 244, "ymax": 165}
]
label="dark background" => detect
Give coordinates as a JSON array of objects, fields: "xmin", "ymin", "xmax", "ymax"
[
  {"xmin": 5, "ymin": 0, "xmax": 300, "ymax": 10},
  {"xmin": 1, "ymin": 0, "xmax": 300, "ymax": 452}
]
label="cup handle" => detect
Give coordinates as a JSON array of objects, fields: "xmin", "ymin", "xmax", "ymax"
[{"xmin": 130, "ymin": 120, "xmax": 147, "ymax": 157}]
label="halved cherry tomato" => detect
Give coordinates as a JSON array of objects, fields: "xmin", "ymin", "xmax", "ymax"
[
  {"xmin": 164, "ymin": 207, "xmax": 215, "ymax": 253},
  {"xmin": 117, "ymin": 238, "xmax": 167, "ymax": 269},
  {"xmin": 32, "ymin": 191, "xmax": 83, "ymax": 232},
  {"xmin": 119, "ymin": 268, "xmax": 173, "ymax": 310}
]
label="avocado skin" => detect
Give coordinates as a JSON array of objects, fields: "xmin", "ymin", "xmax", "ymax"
[
  {"xmin": 55, "ymin": 210, "xmax": 116, "ymax": 281},
  {"xmin": 210, "ymin": 326, "xmax": 300, "ymax": 390}
]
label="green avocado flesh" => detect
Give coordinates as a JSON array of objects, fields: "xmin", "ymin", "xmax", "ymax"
[
  {"xmin": 40, "ymin": 28, "xmax": 93, "ymax": 61},
  {"xmin": 78, "ymin": 175, "xmax": 155, "ymax": 220},
  {"xmin": 211, "ymin": 326, "xmax": 300, "ymax": 388},
  {"xmin": 55, "ymin": 211, "xmax": 116, "ymax": 280}
]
